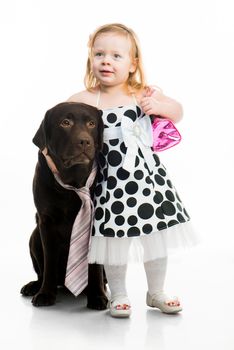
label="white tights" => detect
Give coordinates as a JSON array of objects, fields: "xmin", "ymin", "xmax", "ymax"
[{"xmin": 104, "ymin": 257, "xmax": 168, "ymax": 300}]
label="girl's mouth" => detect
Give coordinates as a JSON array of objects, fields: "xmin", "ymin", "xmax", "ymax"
[{"xmin": 100, "ymin": 70, "xmax": 113, "ymax": 74}]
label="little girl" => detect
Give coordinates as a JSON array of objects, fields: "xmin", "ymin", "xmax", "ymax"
[{"xmin": 67, "ymin": 23, "xmax": 197, "ymax": 318}]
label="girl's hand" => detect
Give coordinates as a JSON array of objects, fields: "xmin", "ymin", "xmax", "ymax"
[
  {"xmin": 140, "ymin": 86, "xmax": 161, "ymax": 116},
  {"xmin": 140, "ymin": 86, "xmax": 183, "ymax": 123}
]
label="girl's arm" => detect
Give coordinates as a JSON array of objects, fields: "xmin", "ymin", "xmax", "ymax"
[{"xmin": 140, "ymin": 87, "xmax": 183, "ymax": 123}]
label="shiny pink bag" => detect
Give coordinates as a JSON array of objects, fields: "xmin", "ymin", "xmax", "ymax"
[{"xmin": 152, "ymin": 117, "xmax": 182, "ymax": 152}]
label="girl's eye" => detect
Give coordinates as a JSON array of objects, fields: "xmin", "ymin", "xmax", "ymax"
[
  {"xmin": 60, "ymin": 119, "xmax": 73, "ymax": 127},
  {"xmin": 95, "ymin": 52, "xmax": 103, "ymax": 57},
  {"xmin": 88, "ymin": 120, "xmax": 96, "ymax": 128},
  {"xmin": 114, "ymin": 54, "xmax": 121, "ymax": 59}
]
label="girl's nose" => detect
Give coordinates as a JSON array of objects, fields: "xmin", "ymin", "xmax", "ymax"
[{"xmin": 102, "ymin": 55, "xmax": 111, "ymax": 64}]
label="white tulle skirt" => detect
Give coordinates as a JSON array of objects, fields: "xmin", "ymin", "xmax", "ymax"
[{"xmin": 88, "ymin": 221, "xmax": 199, "ymax": 266}]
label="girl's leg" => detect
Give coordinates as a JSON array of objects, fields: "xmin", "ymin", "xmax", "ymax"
[
  {"xmin": 104, "ymin": 264, "xmax": 131, "ymax": 317},
  {"xmin": 144, "ymin": 257, "xmax": 182, "ymax": 313},
  {"xmin": 144, "ymin": 257, "xmax": 168, "ymax": 295}
]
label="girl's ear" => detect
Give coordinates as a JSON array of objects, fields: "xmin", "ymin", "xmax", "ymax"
[{"xmin": 129, "ymin": 58, "xmax": 138, "ymax": 73}]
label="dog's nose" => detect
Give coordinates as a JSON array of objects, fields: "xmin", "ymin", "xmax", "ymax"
[{"xmin": 78, "ymin": 139, "xmax": 91, "ymax": 148}]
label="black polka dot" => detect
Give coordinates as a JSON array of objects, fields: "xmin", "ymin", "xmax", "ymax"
[
  {"xmin": 134, "ymin": 170, "xmax": 144, "ymax": 180},
  {"xmin": 135, "ymin": 156, "xmax": 140, "ymax": 167},
  {"xmin": 107, "ymin": 113, "xmax": 117, "ymax": 124},
  {"xmin": 165, "ymin": 190, "xmax": 175, "ymax": 202},
  {"xmin": 102, "ymin": 144, "xmax": 109, "ymax": 156},
  {"xmin": 95, "ymin": 208, "xmax": 104, "ymax": 220},
  {"xmin": 138, "ymin": 204, "xmax": 154, "ymax": 219},
  {"xmin": 153, "ymin": 153, "xmax": 160, "ymax": 166},
  {"xmin": 103, "ymin": 168, "xmax": 107, "ymax": 180},
  {"xmin": 127, "ymin": 197, "xmax": 137, "ymax": 207},
  {"xmin": 116, "ymin": 122, "xmax": 121, "ymax": 127},
  {"xmin": 117, "ymin": 167, "xmax": 130, "ymax": 180},
  {"xmin": 97, "ymin": 171, "xmax": 104, "ymax": 183},
  {"xmin": 125, "ymin": 181, "xmax": 139, "ymax": 194},
  {"xmin": 183, "ymin": 208, "xmax": 190, "ymax": 218},
  {"xmin": 95, "ymin": 184, "xmax": 102, "ymax": 197},
  {"xmin": 108, "ymin": 150, "xmax": 122, "ymax": 167},
  {"xmin": 104, "ymin": 209, "xmax": 111, "ymax": 223},
  {"xmin": 100, "ymin": 196, "xmax": 106, "ymax": 205},
  {"xmin": 168, "ymin": 220, "xmax": 179, "ymax": 227},
  {"xmin": 111, "ymin": 201, "xmax": 124, "ymax": 214},
  {"xmin": 92, "ymin": 226, "xmax": 95, "ymax": 236},
  {"xmin": 99, "ymin": 223, "xmax": 105, "ymax": 235},
  {"xmin": 155, "ymin": 207, "xmax": 165, "ymax": 219},
  {"xmin": 136, "ymin": 106, "xmax": 142, "ymax": 117},
  {"xmin": 167, "ymin": 180, "xmax": 173, "ymax": 188},
  {"xmin": 110, "ymin": 139, "xmax": 119, "ymax": 146},
  {"xmin": 177, "ymin": 213, "xmax": 186, "ymax": 222},
  {"xmin": 153, "ymin": 191, "xmax": 164, "ymax": 204},
  {"xmin": 142, "ymin": 224, "xmax": 153, "ymax": 234},
  {"xmin": 143, "ymin": 188, "xmax": 151, "ymax": 196},
  {"xmin": 127, "ymin": 227, "xmax": 141, "ymax": 237},
  {"xmin": 176, "ymin": 192, "xmax": 182, "ymax": 202},
  {"xmin": 157, "ymin": 221, "xmax": 167, "ymax": 230},
  {"xmin": 158, "ymin": 168, "xmax": 166, "ymax": 177},
  {"xmin": 104, "ymin": 228, "xmax": 115, "ymax": 237},
  {"xmin": 177, "ymin": 203, "xmax": 182, "ymax": 211},
  {"xmin": 117, "ymin": 230, "xmax": 124, "ymax": 237},
  {"xmin": 106, "ymin": 191, "xmax": 110, "ymax": 202},
  {"xmin": 120, "ymin": 142, "xmax": 127, "ymax": 154},
  {"xmin": 107, "ymin": 176, "xmax": 117, "ymax": 189},
  {"xmin": 127, "ymin": 216, "xmax": 138, "ymax": 225},
  {"xmin": 114, "ymin": 188, "xmax": 124, "ymax": 198},
  {"xmin": 138, "ymin": 148, "xmax": 144, "ymax": 158},
  {"xmin": 161, "ymin": 201, "xmax": 176, "ymax": 216},
  {"xmin": 124, "ymin": 109, "xmax": 137, "ymax": 122},
  {"xmin": 99, "ymin": 153, "xmax": 106, "ymax": 168},
  {"xmin": 115, "ymin": 215, "xmax": 125, "ymax": 226},
  {"xmin": 155, "ymin": 174, "xmax": 165, "ymax": 186},
  {"xmin": 145, "ymin": 176, "xmax": 153, "ymax": 185}
]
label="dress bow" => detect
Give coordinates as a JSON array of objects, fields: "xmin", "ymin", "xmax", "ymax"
[{"xmin": 121, "ymin": 115, "xmax": 155, "ymax": 173}]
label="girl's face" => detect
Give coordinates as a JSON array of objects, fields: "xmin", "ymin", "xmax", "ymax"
[{"xmin": 91, "ymin": 33, "xmax": 136, "ymax": 88}]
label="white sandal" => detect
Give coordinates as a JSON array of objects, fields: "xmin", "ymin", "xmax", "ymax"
[
  {"xmin": 109, "ymin": 296, "xmax": 131, "ymax": 318},
  {"xmin": 146, "ymin": 291, "xmax": 182, "ymax": 314}
]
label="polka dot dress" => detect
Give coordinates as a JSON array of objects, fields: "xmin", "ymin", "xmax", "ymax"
[{"xmin": 92, "ymin": 105, "xmax": 190, "ymax": 241}]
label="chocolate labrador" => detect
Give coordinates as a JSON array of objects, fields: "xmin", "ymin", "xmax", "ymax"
[{"xmin": 21, "ymin": 102, "xmax": 108, "ymax": 310}]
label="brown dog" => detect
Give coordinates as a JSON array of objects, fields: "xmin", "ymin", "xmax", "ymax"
[{"xmin": 21, "ymin": 102, "xmax": 108, "ymax": 310}]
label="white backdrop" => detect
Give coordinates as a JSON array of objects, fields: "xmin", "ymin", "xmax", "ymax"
[
  {"xmin": 1, "ymin": 1, "xmax": 234, "ymax": 349},
  {"xmin": 1, "ymin": 0, "xmax": 233, "ymax": 250}
]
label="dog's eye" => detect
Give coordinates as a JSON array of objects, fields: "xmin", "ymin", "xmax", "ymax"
[
  {"xmin": 60, "ymin": 119, "xmax": 73, "ymax": 127},
  {"xmin": 88, "ymin": 121, "xmax": 96, "ymax": 128}
]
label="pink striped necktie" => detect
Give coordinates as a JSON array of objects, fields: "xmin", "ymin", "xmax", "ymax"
[{"xmin": 54, "ymin": 163, "xmax": 97, "ymax": 296}]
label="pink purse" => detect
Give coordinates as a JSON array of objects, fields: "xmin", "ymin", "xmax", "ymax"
[{"xmin": 152, "ymin": 116, "xmax": 182, "ymax": 152}]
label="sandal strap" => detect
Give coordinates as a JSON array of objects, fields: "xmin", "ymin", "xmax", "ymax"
[
  {"xmin": 110, "ymin": 295, "xmax": 131, "ymax": 308},
  {"xmin": 150, "ymin": 291, "xmax": 179, "ymax": 304}
]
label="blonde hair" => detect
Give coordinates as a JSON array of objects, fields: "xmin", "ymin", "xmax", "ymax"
[{"xmin": 84, "ymin": 23, "xmax": 147, "ymax": 92}]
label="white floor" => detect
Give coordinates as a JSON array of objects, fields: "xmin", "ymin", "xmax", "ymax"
[{"xmin": 1, "ymin": 237, "xmax": 234, "ymax": 349}]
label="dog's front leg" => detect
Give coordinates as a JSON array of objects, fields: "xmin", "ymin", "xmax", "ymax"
[
  {"xmin": 32, "ymin": 221, "xmax": 59, "ymax": 306},
  {"xmin": 86, "ymin": 264, "xmax": 108, "ymax": 310}
]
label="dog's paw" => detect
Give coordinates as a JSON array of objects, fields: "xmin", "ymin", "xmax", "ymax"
[
  {"xmin": 20, "ymin": 281, "xmax": 41, "ymax": 296},
  {"xmin": 32, "ymin": 292, "xmax": 56, "ymax": 307},
  {"xmin": 87, "ymin": 295, "xmax": 108, "ymax": 310}
]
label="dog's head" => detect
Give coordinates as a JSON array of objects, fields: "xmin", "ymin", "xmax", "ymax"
[{"xmin": 33, "ymin": 102, "xmax": 103, "ymax": 176}]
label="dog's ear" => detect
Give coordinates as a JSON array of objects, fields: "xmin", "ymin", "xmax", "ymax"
[
  {"xmin": 32, "ymin": 110, "xmax": 50, "ymax": 150},
  {"xmin": 97, "ymin": 109, "xmax": 104, "ymax": 151}
]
